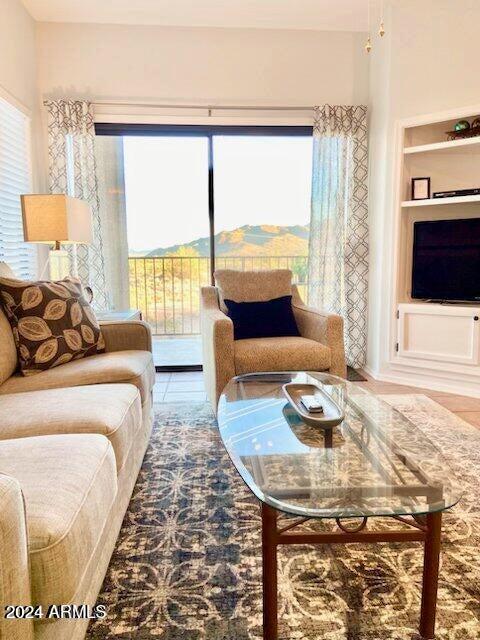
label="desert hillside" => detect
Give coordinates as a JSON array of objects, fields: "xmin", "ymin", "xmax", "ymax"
[{"xmin": 145, "ymin": 224, "xmax": 309, "ymax": 257}]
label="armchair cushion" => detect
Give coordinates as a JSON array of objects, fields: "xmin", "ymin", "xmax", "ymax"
[
  {"xmin": 234, "ymin": 336, "xmax": 331, "ymax": 375},
  {"xmin": 0, "ymin": 350, "xmax": 155, "ymax": 403},
  {"xmin": 225, "ymin": 295, "xmax": 300, "ymax": 340},
  {"xmin": 215, "ymin": 269, "xmax": 293, "ymax": 312}
]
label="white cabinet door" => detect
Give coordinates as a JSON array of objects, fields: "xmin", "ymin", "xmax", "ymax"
[{"xmin": 398, "ymin": 304, "xmax": 480, "ymax": 365}]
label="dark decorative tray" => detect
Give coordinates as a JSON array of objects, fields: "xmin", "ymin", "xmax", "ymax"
[
  {"xmin": 446, "ymin": 128, "xmax": 480, "ymax": 141},
  {"xmin": 282, "ymin": 383, "xmax": 345, "ymax": 428}
]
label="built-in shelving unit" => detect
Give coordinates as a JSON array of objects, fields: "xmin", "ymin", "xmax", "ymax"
[{"xmin": 387, "ymin": 105, "xmax": 480, "ymax": 396}]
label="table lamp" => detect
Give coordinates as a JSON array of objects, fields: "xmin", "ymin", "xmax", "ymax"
[{"xmin": 21, "ymin": 194, "xmax": 93, "ymax": 279}]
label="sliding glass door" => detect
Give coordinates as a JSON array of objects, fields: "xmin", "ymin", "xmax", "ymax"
[{"xmin": 95, "ymin": 124, "xmax": 313, "ymax": 368}]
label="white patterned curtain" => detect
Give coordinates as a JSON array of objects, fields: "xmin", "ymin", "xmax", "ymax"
[
  {"xmin": 44, "ymin": 100, "xmax": 110, "ymax": 310},
  {"xmin": 308, "ymin": 105, "xmax": 368, "ymax": 368}
]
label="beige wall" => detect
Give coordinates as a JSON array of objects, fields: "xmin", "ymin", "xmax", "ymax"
[
  {"xmin": 0, "ymin": 0, "xmax": 42, "ymax": 184},
  {"xmin": 367, "ymin": 0, "xmax": 480, "ymax": 375},
  {"xmin": 36, "ymin": 22, "xmax": 369, "ymax": 106},
  {"xmin": 390, "ymin": 0, "xmax": 480, "ymax": 119},
  {"xmin": 0, "ymin": 0, "xmax": 37, "ymax": 111},
  {"xmin": 0, "ymin": 0, "xmax": 45, "ymax": 271}
]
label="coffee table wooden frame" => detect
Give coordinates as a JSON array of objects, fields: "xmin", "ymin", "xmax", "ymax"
[{"xmin": 261, "ymin": 504, "xmax": 442, "ymax": 640}]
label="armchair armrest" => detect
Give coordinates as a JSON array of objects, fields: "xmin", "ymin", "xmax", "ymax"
[
  {"xmin": 201, "ymin": 286, "xmax": 235, "ymax": 412},
  {"xmin": 100, "ymin": 320, "xmax": 152, "ymax": 353},
  {"xmin": 292, "ymin": 288, "xmax": 346, "ymax": 378},
  {"xmin": 0, "ymin": 474, "xmax": 33, "ymax": 640}
]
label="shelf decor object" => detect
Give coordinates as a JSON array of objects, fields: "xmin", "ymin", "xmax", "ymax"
[
  {"xmin": 411, "ymin": 177, "xmax": 431, "ymax": 200},
  {"xmin": 433, "ymin": 187, "xmax": 480, "ymax": 199},
  {"xmin": 282, "ymin": 382, "xmax": 345, "ymax": 428},
  {"xmin": 446, "ymin": 117, "xmax": 480, "ymax": 140},
  {"xmin": 455, "ymin": 119, "xmax": 470, "ymax": 132}
]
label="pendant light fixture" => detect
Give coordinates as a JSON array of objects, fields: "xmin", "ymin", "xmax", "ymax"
[
  {"xmin": 365, "ymin": 0, "xmax": 372, "ymax": 52},
  {"xmin": 365, "ymin": 0, "xmax": 386, "ymax": 53},
  {"xmin": 379, "ymin": 0, "xmax": 386, "ymax": 36}
]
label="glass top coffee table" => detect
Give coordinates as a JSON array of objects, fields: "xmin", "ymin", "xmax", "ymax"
[{"xmin": 218, "ymin": 372, "xmax": 461, "ymax": 640}]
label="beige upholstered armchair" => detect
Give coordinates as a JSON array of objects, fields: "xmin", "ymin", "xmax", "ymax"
[{"xmin": 201, "ymin": 269, "xmax": 346, "ymax": 412}]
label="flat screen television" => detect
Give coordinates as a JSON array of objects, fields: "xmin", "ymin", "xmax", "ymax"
[{"xmin": 412, "ymin": 218, "xmax": 480, "ymax": 301}]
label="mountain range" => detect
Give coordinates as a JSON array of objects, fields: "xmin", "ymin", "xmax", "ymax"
[{"xmin": 144, "ymin": 224, "xmax": 309, "ymax": 257}]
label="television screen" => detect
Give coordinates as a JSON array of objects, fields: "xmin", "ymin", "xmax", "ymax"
[{"xmin": 412, "ymin": 218, "xmax": 480, "ymax": 301}]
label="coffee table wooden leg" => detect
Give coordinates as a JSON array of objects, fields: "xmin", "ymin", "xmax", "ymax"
[
  {"xmin": 262, "ymin": 503, "xmax": 278, "ymax": 640},
  {"xmin": 419, "ymin": 512, "xmax": 442, "ymax": 639}
]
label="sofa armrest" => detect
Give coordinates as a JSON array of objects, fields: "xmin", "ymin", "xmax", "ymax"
[
  {"xmin": 292, "ymin": 289, "xmax": 346, "ymax": 378},
  {"xmin": 0, "ymin": 474, "xmax": 33, "ymax": 640},
  {"xmin": 201, "ymin": 287, "xmax": 235, "ymax": 412},
  {"xmin": 100, "ymin": 321, "xmax": 152, "ymax": 353}
]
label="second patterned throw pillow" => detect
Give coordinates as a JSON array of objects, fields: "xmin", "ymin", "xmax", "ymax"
[{"xmin": 0, "ymin": 276, "xmax": 105, "ymax": 376}]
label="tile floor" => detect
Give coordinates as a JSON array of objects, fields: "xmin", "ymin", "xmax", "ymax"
[
  {"xmin": 153, "ymin": 371, "xmax": 480, "ymax": 430},
  {"xmin": 153, "ymin": 370, "xmax": 207, "ymax": 403},
  {"xmin": 153, "ymin": 336, "xmax": 202, "ymax": 367}
]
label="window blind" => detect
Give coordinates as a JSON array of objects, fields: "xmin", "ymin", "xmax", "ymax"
[{"xmin": 0, "ymin": 97, "xmax": 35, "ymax": 279}]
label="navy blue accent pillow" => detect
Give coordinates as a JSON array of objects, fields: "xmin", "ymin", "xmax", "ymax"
[{"xmin": 224, "ymin": 295, "xmax": 301, "ymax": 341}]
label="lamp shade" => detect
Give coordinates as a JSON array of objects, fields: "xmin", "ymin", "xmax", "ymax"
[{"xmin": 21, "ymin": 194, "xmax": 93, "ymax": 245}]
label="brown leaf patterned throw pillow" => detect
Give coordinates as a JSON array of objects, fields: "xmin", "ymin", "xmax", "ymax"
[{"xmin": 0, "ymin": 276, "xmax": 105, "ymax": 376}]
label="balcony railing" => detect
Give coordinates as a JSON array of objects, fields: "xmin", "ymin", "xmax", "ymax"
[{"xmin": 129, "ymin": 255, "xmax": 308, "ymax": 335}]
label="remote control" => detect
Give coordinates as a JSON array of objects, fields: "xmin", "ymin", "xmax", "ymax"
[{"xmin": 300, "ymin": 395, "xmax": 324, "ymax": 413}]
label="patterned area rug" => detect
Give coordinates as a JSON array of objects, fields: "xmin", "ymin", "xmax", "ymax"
[{"xmin": 87, "ymin": 396, "xmax": 480, "ymax": 640}]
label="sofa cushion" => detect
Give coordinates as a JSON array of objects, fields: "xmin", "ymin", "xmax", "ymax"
[
  {"xmin": 234, "ymin": 336, "xmax": 331, "ymax": 375},
  {"xmin": 0, "ymin": 275, "xmax": 105, "ymax": 376},
  {"xmin": 0, "ymin": 433, "xmax": 117, "ymax": 608},
  {"xmin": 215, "ymin": 269, "xmax": 293, "ymax": 313},
  {"xmin": 0, "ymin": 350, "xmax": 155, "ymax": 402},
  {"xmin": 0, "ymin": 262, "xmax": 19, "ymax": 385},
  {"xmin": 0, "ymin": 384, "xmax": 140, "ymax": 471}
]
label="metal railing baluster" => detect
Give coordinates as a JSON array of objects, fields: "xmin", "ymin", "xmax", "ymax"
[{"xmin": 128, "ymin": 255, "xmax": 308, "ymax": 336}]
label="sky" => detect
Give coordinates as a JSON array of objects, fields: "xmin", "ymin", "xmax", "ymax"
[{"xmin": 123, "ymin": 135, "xmax": 313, "ymax": 253}]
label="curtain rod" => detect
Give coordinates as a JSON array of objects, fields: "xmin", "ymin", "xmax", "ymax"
[{"xmin": 93, "ymin": 100, "xmax": 314, "ymax": 111}]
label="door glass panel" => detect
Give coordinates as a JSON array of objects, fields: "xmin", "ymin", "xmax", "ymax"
[
  {"xmin": 213, "ymin": 136, "xmax": 313, "ymax": 302},
  {"xmin": 123, "ymin": 136, "xmax": 209, "ymax": 366}
]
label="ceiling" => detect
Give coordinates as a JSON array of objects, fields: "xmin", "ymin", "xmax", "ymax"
[{"xmin": 21, "ymin": 0, "xmax": 368, "ymax": 31}]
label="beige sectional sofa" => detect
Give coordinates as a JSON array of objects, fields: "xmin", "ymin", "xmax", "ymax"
[{"xmin": 0, "ymin": 263, "xmax": 155, "ymax": 640}]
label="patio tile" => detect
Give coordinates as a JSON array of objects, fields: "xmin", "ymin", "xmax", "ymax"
[
  {"xmin": 153, "ymin": 336, "xmax": 202, "ymax": 367},
  {"xmin": 163, "ymin": 391, "xmax": 207, "ymax": 403},
  {"xmin": 169, "ymin": 371, "xmax": 204, "ymax": 381},
  {"xmin": 167, "ymin": 380, "xmax": 205, "ymax": 392}
]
